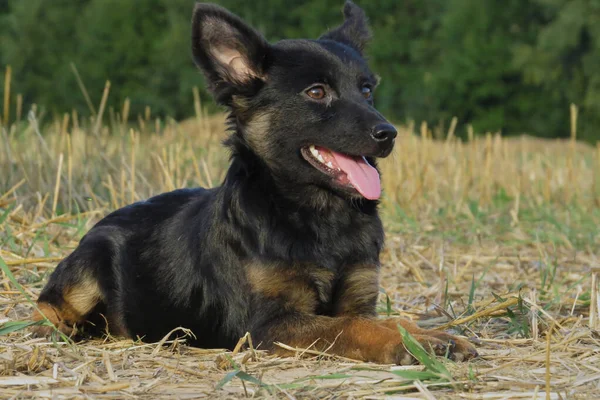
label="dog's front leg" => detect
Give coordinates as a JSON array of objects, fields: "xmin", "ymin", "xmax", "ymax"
[
  {"xmin": 248, "ymin": 264, "xmax": 476, "ymax": 364},
  {"xmin": 261, "ymin": 314, "xmax": 424, "ymax": 364},
  {"xmin": 249, "ymin": 264, "xmax": 469, "ymax": 364},
  {"xmin": 329, "ymin": 264, "xmax": 478, "ymax": 362},
  {"xmin": 247, "ymin": 264, "xmax": 422, "ymax": 364}
]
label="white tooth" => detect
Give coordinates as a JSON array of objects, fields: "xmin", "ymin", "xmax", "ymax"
[
  {"xmin": 317, "ymin": 154, "xmax": 324, "ymax": 163},
  {"xmin": 310, "ymin": 146, "xmax": 319, "ymax": 157},
  {"xmin": 326, "ymin": 161, "xmax": 333, "ymax": 168}
]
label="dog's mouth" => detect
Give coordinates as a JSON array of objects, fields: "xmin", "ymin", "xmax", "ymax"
[{"xmin": 300, "ymin": 145, "xmax": 381, "ymax": 200}]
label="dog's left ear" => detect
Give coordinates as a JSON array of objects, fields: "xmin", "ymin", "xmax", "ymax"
[
  {"xmin": 192, "ymin": 3, "xmax": 270, "ymax": 87},
  {"xmin": 319, "ymin": 1, "xmax": 371, "ymax": 54}
]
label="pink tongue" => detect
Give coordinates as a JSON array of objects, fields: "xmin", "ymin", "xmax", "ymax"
[{"xmin": 331, "ymin": 152, "xmax": 381, "ymax": 200}]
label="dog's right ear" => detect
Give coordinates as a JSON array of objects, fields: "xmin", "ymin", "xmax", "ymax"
[
  {"xmin": 192, "ymin": 3, "xmax": 270, "ymax": 89},
  {"xmin": 319, "ymin": 1, "xmax": 371, "ymax": 54}
]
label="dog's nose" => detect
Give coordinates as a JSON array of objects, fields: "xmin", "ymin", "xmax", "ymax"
[{"xmin": 371, "ymin": 123, "xmax": 397, "ymax": 142}]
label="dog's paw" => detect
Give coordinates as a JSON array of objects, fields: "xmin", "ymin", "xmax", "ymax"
[
  {"xmin": 30, "ymin": 324, "xmax": 53, "ymax": 338},
  {"xmin": 379, "ymin": 334, "xmax": 456, "ymax": 365},
  {"xmin": 30, "ymin": 321, "xmax": 74, "ymax": 338},
  {"xmin": 377, "ymin": 318, "xmax": 478, "ymax": 363},
  {"xmin": 426, "ymin": 331, "xmax": 478, "ymax": 362},
  {"xmin": 405, "ymin": 331, "xmax": 478, "ymax": 363}
]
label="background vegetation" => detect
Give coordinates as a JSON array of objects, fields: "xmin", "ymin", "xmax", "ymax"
[
  {"xmin": 1, "ymin": 0, "xmax": 600, "ymax": 141},
  {"xmin": 1, "ymin": 1, "xmax": 600, "ymax": 397}
]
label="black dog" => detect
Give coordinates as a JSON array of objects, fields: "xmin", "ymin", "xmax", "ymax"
[{"xmin": 33, "ymin": 1, "xmax": 477, "ymax": 364}]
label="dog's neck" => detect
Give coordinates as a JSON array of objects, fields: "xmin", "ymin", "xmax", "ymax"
[{"xmin": 217, "ymin": 133, "xmax": 384, "ymax": 267}]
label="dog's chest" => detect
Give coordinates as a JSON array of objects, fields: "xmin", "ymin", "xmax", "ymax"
[
  {"xmin": 246, "ymin": 262, "xmax": 377, "ymax": 316},
  {"xmin": 245, "ymin": 263, "xmax": 335, "ymax": 308}
]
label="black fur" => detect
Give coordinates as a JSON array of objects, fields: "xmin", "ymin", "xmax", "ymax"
[{"xmin": 35, "ymin": 1, "xmax": 397, "ymax": 350}]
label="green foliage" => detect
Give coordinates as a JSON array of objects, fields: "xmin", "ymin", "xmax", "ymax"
[{"xmin": 1, "ymin": 0, "xmax": 599, "ymax": 140}]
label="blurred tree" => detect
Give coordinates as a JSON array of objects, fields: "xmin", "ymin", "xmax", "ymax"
[
  {"xmin": 430, "ymin": 0, "xmax": 552, "ymax": 137},
  {"xmin": 0, "ymin": 0, "xmax": 598, "ymax": 141},
  {"xmin": 76, "ymin": 0, "xmax": 172, "ymax": 117},
  {"xmin": 513, "ymin": 0, "xmax": 600, "ymax": 141},
  {"xmin": 0, "ymin": 0, "xmax": 89, "ymax": 116}
]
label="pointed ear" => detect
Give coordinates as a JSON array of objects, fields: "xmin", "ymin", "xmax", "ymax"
[
  {"xmin": 191, "ymin": 3, "xmax": 270, "ymax": 87},
  {"xmin": 319, "ymin": 1, "xmax": 371, "ymax": 54}
]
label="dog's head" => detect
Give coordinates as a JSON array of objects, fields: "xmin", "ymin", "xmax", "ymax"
[{"xmin": 192, "ymin": 1, "xmax": 396, "ymax": 201}]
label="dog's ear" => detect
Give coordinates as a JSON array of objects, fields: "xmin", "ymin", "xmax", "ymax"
[
  {"xmin": 319, "ymin": 1, "xmax": 371, "ymax": 54},
  {"xmin": 192, "ymin": 3, "xmax": 270, "ymax": 87}
]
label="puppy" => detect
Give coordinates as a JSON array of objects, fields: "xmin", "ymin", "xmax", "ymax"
[{"xmin": 32, "ymin": 1, "xmax": 477, "ymax": 364}]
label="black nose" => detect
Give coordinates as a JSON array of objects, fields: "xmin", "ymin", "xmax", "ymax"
[{"xmin": 371, "ymin": 123, "xmax": 397, "ymax": 142}]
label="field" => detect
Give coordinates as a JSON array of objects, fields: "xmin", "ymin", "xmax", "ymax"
[{"xmin": 1, "ymin": 94, "xmax": 600, "ymax": 399}]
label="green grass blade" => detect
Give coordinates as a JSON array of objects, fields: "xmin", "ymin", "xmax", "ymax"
[
  {"xmin": 235, "ymin": 371, "xmax": 267, "ymax": 387},
  {"xmin": 216, "ymin": 369, "xmax": 267, "ymax": 391},
  {"xmin": 295, "ymin": 373, "xmax": 353, "ymax": 381},
  {"xmin": 467, "ymin": 274, "xmax": 476, "ymax": 313},
  {"xmin": 0, "ymin": 204, "xmax": 16, "ymax": 226},
  {"xmin": 396, "ymin": 324, "xmax": 451, "ymax": 380},
  {"xmin": 391, "ymin": 369, "xmax": 441, "ymax": 381},
  {"xmin": 0, "ymin": 320, "xmax": 46, "ymax": 336},
  {"xmin": 216, "ymin": 370, "xmax": 241, "ymax": 389}
]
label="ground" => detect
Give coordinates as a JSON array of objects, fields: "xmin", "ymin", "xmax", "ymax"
[{"xmin": 1, "ymin": 113, "xmax": 599, "ymax": 398}]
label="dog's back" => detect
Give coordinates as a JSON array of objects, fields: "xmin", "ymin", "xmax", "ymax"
[{"xmin": 32, "ymin": 1, "xmax": 477, "ymax": 364}]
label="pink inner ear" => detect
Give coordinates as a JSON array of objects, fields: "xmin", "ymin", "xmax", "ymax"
[{"xmin": 210, "ymin": 46, "xmax": 257, "ymax": 81}]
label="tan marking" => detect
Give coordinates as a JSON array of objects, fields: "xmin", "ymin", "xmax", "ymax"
[
  {"xmin": 232, "ymin": 95, "xmax": 252, "ymax": 111},
  {"xmin": 334, "ymin": 265, "xmax": 379, "ymax": 316},
  {"xmin": 309, "ymin": 269, "xmax": 335, "ymax": 303},
  {"xmin": 63, "ymin": 273, "xmax": 104, "ymax": 318},
  {"xmin": 31, "ymin": 302, "xmax": 76, "ymax": 337},
  {"xmin": 32, "ymin": 274, "xmax": 103, "ymax": 328},
  {"xmin": 31, "ymin": 274, "xmax": 105, "ymax": 337},
  {"xmin": 247, "ymin": 264, "xmax": 333, "ymax": 314},
  {"xmin": 32, "ymin": 302, "xmax": 61, "ymax": 326},
  {"xmin": 244, "ymin": 112, "xmax": 272, "ymax": 160}
]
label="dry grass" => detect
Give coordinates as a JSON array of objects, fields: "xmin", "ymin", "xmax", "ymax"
[{"xmin": 1, "ymin": 82, "xmax": 600, "ymax": 398}]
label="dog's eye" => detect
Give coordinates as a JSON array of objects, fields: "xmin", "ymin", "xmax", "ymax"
[
  {"xmin": 361, "ymin": 86, "xmax": 373, "ymax": 99},
  {"xmin": 306, "ymin": 86, "xmax": 326, "ymax": 100}
]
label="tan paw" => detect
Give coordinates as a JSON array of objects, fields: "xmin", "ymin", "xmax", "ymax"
[
  {"xmin": 31, "ymin": 321, "xmax": 75, "ymax": 338},
  {"xmin": 425, "ymin": 330, "xmax": 478, "ymax": 362},
  {"xmin": 378, "ymin": 318, "xmax": 478, "ymax": 362},
  {"xmin": 371, "ymin": 334, "xmax": 450, "ymax": 365}
]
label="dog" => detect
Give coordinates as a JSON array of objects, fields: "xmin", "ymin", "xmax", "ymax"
[{"xmin": 32, "ymin": 1, "xmax": 477, "ymax": 365}]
